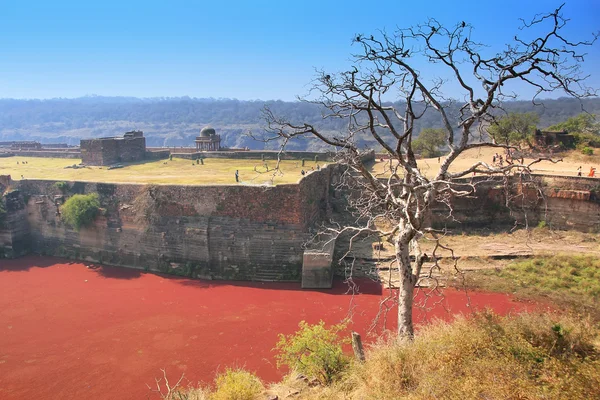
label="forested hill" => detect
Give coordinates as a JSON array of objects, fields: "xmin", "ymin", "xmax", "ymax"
[{"xmin": 0, "ymin": 96, "xmax": 598, "ymax": 151}]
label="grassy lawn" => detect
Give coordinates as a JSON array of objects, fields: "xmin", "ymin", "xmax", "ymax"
[
  {"xmin": 465, "ymin": 255, "xmax": 600, "ymax": 317},
  {"xmin": 0, "ymin": 156, "xmax": 324, "ymax": 185}
]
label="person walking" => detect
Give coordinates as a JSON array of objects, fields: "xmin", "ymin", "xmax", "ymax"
[
  {"xmin": 235, "ymin": 170, "xmax": 239, "ymax": 183},
  {"xmin": 577, "ymin": 166, "xmax": 582, "ymax": 177}
]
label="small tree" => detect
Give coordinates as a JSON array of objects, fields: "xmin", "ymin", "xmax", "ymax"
[
  {"xmin": 488, "ymin": 112, "xmax": 540, "ymax": 147},
  {"xmin": 548, "ymin": 113, "xmax": 599, "ymax": 135},
  {"xmin": 275, "ymin": 321, "xmax": 350, "ymax": 385},
  {"xmin": 549, "ymin": 113, "xmax": 600, "ymax": 149},
  {"xmin": 413, "ymin": 128, "xmax": 446, "ymax": 158},
  {"xmin": 61, "ymin": 193, "xmax": 100, "ymax": 230}
]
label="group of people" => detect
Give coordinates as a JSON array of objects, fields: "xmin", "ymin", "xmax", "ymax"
[
  {"xmin": 15, "ymin": 160, "xmax": 30, "ymax": 179},
  {"xmin": 492, "ymin": 151, "xmax": 523, "ymax": 167},
  {"xmin": 577, "ymin": 166, "xmax": 596, "ymax": 177}
]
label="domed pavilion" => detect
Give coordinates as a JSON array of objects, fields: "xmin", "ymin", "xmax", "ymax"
[{"xmin": 195, "ymin": 127, "xmax": 221, "ymax": 151}]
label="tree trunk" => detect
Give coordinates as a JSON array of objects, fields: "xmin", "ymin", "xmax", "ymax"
[
  {"xmin": 351, "ymin": 332, "xmax": 366, "ymax": 362},
  {"xmin": 396, "ymin": 227, "xmax": 416, "ymax": 339}
]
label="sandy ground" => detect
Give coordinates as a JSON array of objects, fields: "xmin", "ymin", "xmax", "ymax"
[
  {"xmin": 345, "ymin": 228, "xmax": 600, "ymax": 288},
  {"xmin": 370, "ymin": 147, "xmax": 600, "ymax": 178},
  {"xmin": 0, "ymin": 256, "xmax": 535, "ymax": 400}
]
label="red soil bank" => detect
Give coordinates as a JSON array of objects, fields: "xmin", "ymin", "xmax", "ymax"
[{"xmin": 0, "ymin": 256, "xmax": 538, "ymax": 400}]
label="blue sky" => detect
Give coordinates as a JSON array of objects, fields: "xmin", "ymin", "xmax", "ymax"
[{"xmin": 0, "ymin": 0, "xmax": 598, "ymax": 100}]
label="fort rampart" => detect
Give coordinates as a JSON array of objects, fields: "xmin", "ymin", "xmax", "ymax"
[
  {"xmin": 0, "ymin": 166, "xmax": 334, "ymax": 281},
  {"xmin": 1, "ymin": 169, "xmax": 598, "ymax": 282}
]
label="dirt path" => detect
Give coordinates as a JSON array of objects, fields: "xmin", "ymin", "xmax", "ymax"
[{"xmin": 345, "ymin": 229, "xmax": 599, "ymax": 288}]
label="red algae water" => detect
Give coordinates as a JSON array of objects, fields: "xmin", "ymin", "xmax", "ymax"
[{"xmin": 0, "ymin": 256, "xmax": 536, "ymax": 400}]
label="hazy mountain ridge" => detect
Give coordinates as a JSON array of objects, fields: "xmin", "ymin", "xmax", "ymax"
[{"xmin": 0, "ymin": 97, "xmax": 598, "ymax": 150}]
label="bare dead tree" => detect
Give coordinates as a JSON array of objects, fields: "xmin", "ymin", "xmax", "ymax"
[{"xmin": 260, "ymin": 4, "xmax": 597, "ymax": 338}]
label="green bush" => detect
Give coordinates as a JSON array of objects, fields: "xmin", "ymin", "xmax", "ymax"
[
  {"xmin": 275, "ymin": 321, "xmax": 350, "ymax": 385},
  {"xmin": 581, "ymin": 146, "xmax": 594, "ymax": 155},
  {"xmin": 54, "ymin": 181, "xmax": 69, "ymax": 193},
  {"xmin": 211, "ymin": 369, "xmax": 263, "ymax": 400},
  {"xmin": 573, "ymin": 132, "xmax": 600, "ymax": 149},
  {"xmin": 60, "ymin": 193, "xmax": 100, "ymax": 230}
]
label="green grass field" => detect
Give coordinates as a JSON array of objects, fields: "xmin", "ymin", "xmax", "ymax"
[
  {"xmin": 467, "ymin": 255, "xmax": 600, "ymax": 317},
  {"xmin": 0, "ymin": 156, "xmax": 324, "ymax": 185}
]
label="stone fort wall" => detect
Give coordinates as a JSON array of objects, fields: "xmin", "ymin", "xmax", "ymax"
[
  {"xmin": 0, "ymin": 166, "xmax": 335, "ymax": 280},
  {"xmin": 429, "ymin": 174, "xmax": 600, "ymax": 232},
  {"xmin": 1, "ymin": 169, "xmax": 599, "ymax": 280}
]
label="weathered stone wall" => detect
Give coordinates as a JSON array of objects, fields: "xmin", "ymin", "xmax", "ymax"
[
  {"xmin": 8, "ymin": 150, "xmax": 81, "ymax": 158},
  {"xmin": 7, "ymin": 172, "xmax": 333, "ymax": 280},
  {"xmin": 430, "ymin": 175, "xmax": 600, "ymax": 232},
  {"xmin": 145, "ymin": 150, "xmax": 170, "ymax": 160},
  {"xmin": 170, "ymin": 150, "xmax": 337, "ymax": 161},
  {"xmin": 81, "ymin": 136, "xmax": 146, "ymax": 166},
  {"xmin": 0, "ymin": 189, "xmax": 30, "ymax": 258},
  {"xmin": 2, "ymin": 169, "xmax": 599, "ymax": 280}
]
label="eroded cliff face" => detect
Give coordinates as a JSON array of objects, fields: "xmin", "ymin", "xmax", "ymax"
[{"xmin": 0, "ymin": 166, "xmax": 334, "ymax": 280}]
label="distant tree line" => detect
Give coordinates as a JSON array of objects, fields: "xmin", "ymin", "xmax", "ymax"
[{"xmin": 0, "ymin": 96, "xmax": 598, "ymax": 151}]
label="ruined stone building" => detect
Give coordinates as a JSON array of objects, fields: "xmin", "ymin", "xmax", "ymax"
[
  {"xmin": 535, "ymin": 129, "xmax": 575, "ymax": 148},
  {"xmin": 80, "ymin": 131, "xmax": 146, "ymax": 166},
  {"xmin": 195, "ymin": 127, "xmax": 221, "ymax": 151}
]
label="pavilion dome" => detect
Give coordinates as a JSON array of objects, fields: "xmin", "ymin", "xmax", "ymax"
[{"xmin": 200, "ymin": 127, "xmax": 216, "ymax": 137}]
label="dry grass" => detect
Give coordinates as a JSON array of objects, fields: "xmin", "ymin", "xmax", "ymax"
[
  {"xmin": 0, "ymin": 156, "xmax": 324, "ymax": 185},
  {"xmin": 267, "ymin": 312, "xmax": 600, "ymax": 400},
  {"xmin": 166, "ymin": 312, "xmax": 600, "ymax": 400}
]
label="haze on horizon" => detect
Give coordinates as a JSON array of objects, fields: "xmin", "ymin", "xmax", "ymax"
[{"xmin": 1, "ymin": 0, "xmax": 598, "ymax": 102}]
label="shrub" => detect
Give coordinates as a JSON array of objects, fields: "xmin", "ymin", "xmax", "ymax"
[
  {"xmin": 54, "ymin": 181, "xmax": 69, "ymax": 193},
  {"xmin": 275, "ymin": 321, "xmax": 350, "ymax": 385},
  {"xmin": 581, "ymin": 146, "xmax": 594, "ymax": 155},
  {"xmin": 537, "ymin": 220, "xmax": 547, "ymax": 229},
  {"xmin": 573, "ymin": 132, "xmax": 600, "ymax": 149},
  {"xmin": 60, "ymin": 193, "xmax": 100, "ymax": 230},
  {"xmin": 211, "ymin": 369, "xmax": 263, "ymax": 400}
]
